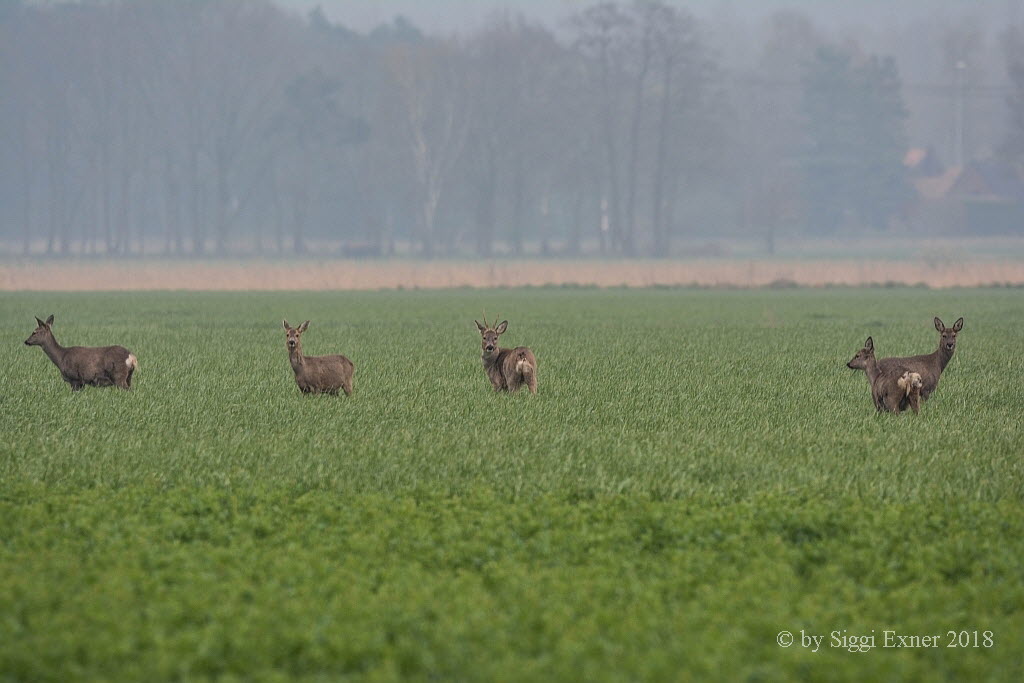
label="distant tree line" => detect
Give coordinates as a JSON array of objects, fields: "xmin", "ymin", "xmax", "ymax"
[{"xmin": 0, "ymin": 0, "xmax": 1020, "ymax": 257}]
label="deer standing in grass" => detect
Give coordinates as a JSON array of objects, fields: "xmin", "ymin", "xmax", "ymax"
[
  {"xmin": 475, "ymin": 315, "xmax": 537, "ymax": 394},
  {"xmin": 24, "ymin": 315, "xmax": 137, "ymax": 391},
  {"xmin": 283, "ymin": 320, "xmax": 354, "ymax": 395},
  {"xmin": 847, "ymin": 317, "xmax": 963, "ymax": 413},
  {"xmin": 874, "ymin": 317, "xmax": 963, "ymax": 403},
  {"xmin": 846, "ymin": 336, "xmax": 906, "ymax": 413}
]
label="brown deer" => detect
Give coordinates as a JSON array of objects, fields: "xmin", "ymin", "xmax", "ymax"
[
  {"xmin": 283, "ymin": 320, "xmax": 354, "ymax": 395},
  {"xmin": 846, "ymin": 336, "xmax": 905, "ymax": 413},
  {"xmin": 875, "ymin": 317, "xmax": 963, "ymax": 403},
  {"xmin": 897, "ymin": 371, "xmax": 924, "ymax": 414},
  {"xmin": 474, "ymin": 314, "xmax": 537, "ymax": 394},
  {"xmin": 24, "ymin": 315, "xmax": 138, "ymax": 391}
]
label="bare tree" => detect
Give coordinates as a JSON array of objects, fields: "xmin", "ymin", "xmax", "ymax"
[
  {"xmin": 387, "ymin": 39, "xmax": 473, "ymax": 257},
  {"xmin": 572, "ymin": 3, "xmax": 631, "ymax": 255}
]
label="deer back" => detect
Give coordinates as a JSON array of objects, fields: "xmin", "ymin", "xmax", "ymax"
[{"xmin": 297, "ymin": 353, "xmax": 354, "ymax": 390}]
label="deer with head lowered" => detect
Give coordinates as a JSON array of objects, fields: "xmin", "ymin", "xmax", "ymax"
[
  {"xmin": 24, "ymin": 315, "xmax": 138, "ymax": 391},
  {"xmin": 474, "ymin": 314, "xmax": 537, "ymax": 394},
  {"xmin": 283, "ymin": 320, "xmax": 354, "ymax": 395}
]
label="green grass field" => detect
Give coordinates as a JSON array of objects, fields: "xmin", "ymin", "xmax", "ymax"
[{"xmin": 1, "ymin": 288, "xmax": 1022, "ymax": 681}]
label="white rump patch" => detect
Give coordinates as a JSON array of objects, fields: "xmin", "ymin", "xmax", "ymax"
[{"xmin": 126, "ymin": 354, "xmax": 138, "ymax": 369}]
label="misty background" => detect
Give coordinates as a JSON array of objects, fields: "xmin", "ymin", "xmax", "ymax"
[{"xmin": 2, "ymin": 0, "xmax": 1024, "ymax": 259}]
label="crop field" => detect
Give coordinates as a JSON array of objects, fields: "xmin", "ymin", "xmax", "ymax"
[{"xmin": 1, "ymin": 288, "xmax": 1022, "ymax": 681}]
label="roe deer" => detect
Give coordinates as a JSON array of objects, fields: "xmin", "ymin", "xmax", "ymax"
[
  {"xmin": 875, "ymin": 316, "xmax": 963, "ymax": 403},
  {"xmin": 474, "ymin": 314, "xmax": 537, "ymax": 394},
  {"xmin": 24, "ymin": 315, "xmax": 137, "ymax": 391},
  {"xmin": 846, "ymin": 336, "xmax": 905, "ymax": 413},
  {"xmin": 283, "ymin": 320, "xmax": 354, "ymax": 395},
  {"xmin": 898, "ymin": 371, "xmax": 924, "ymax": 415}
]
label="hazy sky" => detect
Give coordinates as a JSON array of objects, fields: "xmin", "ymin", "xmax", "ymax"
[
  {"xmin": 271, "ymin": 0, "xmax": 1015, "ymax": 35},
  {"xmin": 273, "ymin": 0, "xmax": 572, "ymax": 33}
]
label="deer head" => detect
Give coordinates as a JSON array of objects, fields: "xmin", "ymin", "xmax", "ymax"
[
  {"xmin": 846, "ymin": 336, "xmax": 874, "ymax": 370},
  {"xmin": 474, "ymin": 313, "xmax": 508, "ymax": 357},
  {"xmin": 24, "ymin": 315, "xmax": 55, "ymax": 346},
  {"xmin": 934, "ymin": 317, "xmax": 963, "ymax": 353},
  {"xmin": 283, "ymin": 319, "xmax": 309, "ymax": 351}
]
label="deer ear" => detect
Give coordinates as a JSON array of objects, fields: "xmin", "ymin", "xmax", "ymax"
[
  {"xmin": 45, "ymin": 314, "xmax": 54, "ymax": 326},
  {"xmin": 865, "ymin": 336, "xmax": 873, "ymax": 351},
  {"xmin": 953, "ymin": 317, "xmax": 963, "ymax": 332},
  {"xmin": 282, "ymin": 319, "xmax": 290, "ymax": 331},
  {"xmin": 495, "ymin": 321, "xmax": 508, "ymax": 334},
  {"xmin": 475, "ymin": 320, "xmax": 486, "ymax": 333},
  {"xmin": 35, "ymin": 316, "xmax": 45, "ymax": 327},
  {"xmin": 934, "ymin": 317, "xmax": 944, "ymax": 332},
  {"xmin": 298, "ymin": 321, "xmax": 309, "ymax": 333}
]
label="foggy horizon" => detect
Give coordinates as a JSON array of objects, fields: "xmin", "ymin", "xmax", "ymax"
[
  {"xmin": 2, "ymin": 0, "xmax": 1024, "ymax": 269},
  {"xmin": 271, "ymin": 0, "xmax": 1018, "ymax": 35}
]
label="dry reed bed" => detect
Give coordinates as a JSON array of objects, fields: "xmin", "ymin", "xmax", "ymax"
[{"xmin": 2, "ymin": 259, "xmax": 1024, "ymax": 291}]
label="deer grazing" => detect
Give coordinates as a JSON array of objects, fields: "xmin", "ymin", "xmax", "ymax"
[
  {"xmin": 898, "ymin": 371, "xmax": 924, "ymax": 415},
  {"xmin": 24, "ymin": 315, "xmax": 138, "ymax": 391},
  {"xmin": 283, "ymin": 320, "xmax": 354, "ymax": 395},
  {"xmin": 474, "ymin": 314, "xmax": 537, "ymax": 394}
]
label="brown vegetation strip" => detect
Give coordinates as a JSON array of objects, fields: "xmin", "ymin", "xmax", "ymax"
[{"xmin": 2, "ymin": 260, "xmax": 1023, "ymax": 291}]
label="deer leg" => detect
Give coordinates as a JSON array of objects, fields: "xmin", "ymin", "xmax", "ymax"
[
  {"xmin": 888, "ymin": 389, "xmax": 902, "ymax": 413},
  {"xmin": 528, "ymin": 375, "xmax": 537, "ymax": 395},
  {"xmin": 69, "ymin": 381, "xmax": 84, "ymax": 392},
  {"xmin": 342, "ymin": 382, "xmax": 352, "ymax": 396}
]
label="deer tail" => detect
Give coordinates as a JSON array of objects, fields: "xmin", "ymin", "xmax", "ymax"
[{"xmin": 515, "ymin": 352, "xmax": 534, "ymax": 377}]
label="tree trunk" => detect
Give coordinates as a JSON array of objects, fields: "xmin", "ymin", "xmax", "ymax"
[
  {"xmin": 292, "ymin": 187, "xmax": 307, "ymax": 255},
  {"xmin": 272, "ymin": 178, "xmax": 285, "ymax": 254},
  {"xmin": 100, "ymin": 144, "xmax": 112, "ymax": 253},
  {"xmin": 651, "ymin": 56, "xmax": 674, "ymax": 257},
  {"xmin": 117, "ymin": 167, "xmax": 131, "ymax": 255},
  {"xmin": 624, "ymin": 27, "xmax": 652, "ymax": 258},
  {"xmin": 598, "ymin": 46, "xmax": 622, "ymax": 255},
  {"xmin": 475, "ymin": 148, "xmax": 497, "ymax": 257},
  {"xmin": 21, "ymin": 157, "xmax": 32, "ymax": 256},
  {"xmin": 166, "ymin": 160, "xmax": 183, "ymax": 255},
  {"xmin": 189, "ymin": 146, "xmax": 204, "ymax": 255},
  {"xmin": 510, "ymin": 155, "xmax": 525, "ymax": 257},
  {"xmin": 215, "ymin": 153, "xmax": 229, "ymax": 256},
  {"xmin": 568, "ymin": 189, "xmax": 584, "ymax": 256}
]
